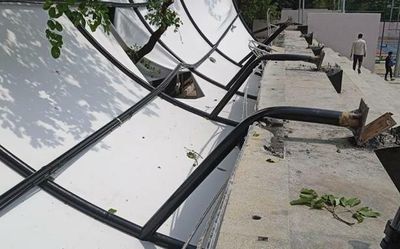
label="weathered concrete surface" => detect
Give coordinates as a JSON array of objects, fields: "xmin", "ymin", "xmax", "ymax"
[{"xmin": 215, "ymin": 31, "xmax": 400, "ymax": 249}]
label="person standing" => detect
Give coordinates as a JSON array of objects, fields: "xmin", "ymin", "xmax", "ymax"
[
  {"xmin": 385, "ymin": 51, "xmax": 395, "ymax": 81},
  {"xmin": 350, "ymin": 33, "xmax": 367, "ymax": 74}
]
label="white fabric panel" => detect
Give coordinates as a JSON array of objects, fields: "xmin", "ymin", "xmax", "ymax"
[
  {"xmin": 179, "ymin": 75, "xmax": 256, "ymax": 121},
  {"xmin": 0, "ymin": 162, "xmax": 23, "ymax": 196},
  {"xmin": 196, "ymin": 51, "xmax": 240, "ymax": 85},
  {"xmin": 183, "ymin": 0, "xmax": 253, "ymax": 60},
  {"xmin": 90, "ymin": 24, "xmax": 147, "ymax": 82},
  {"xmin": 114, "ymin": 9, "xmax": 260, "ymax": 98},
  {"xmin": 183, "ymin": 0, "xmax": 236, "ymax": 43},
  {"xmin": 0, "ymin": 6, "xmax": 148, "ymax": 168},
  {"xmin": 54, "ymin": 97, "xmax": 237, "ymax": 242},
  {"xmin": 114, "ymin": 6, "xmax": 253, "ymax": 89},
  {"xmin": 0, "ymin": 191, "xmax": 162, "ymax": 249},
  {"xmin": 217, "ymin": 17, "xmax": 254, "ymax": 62}
]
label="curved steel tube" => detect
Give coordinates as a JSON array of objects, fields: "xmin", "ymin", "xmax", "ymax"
[
  {"xmin": 77, "ymin": 26, "xmax": 239, "ymax": 126},
  {"xmin": 0, "ymin": 14, "xmax": 257, "ymax": 214},
  {"xmin": 179, "ymin": 0, "xmax": 243, "ymax": 67},
  {"xmin": 211, "ymin": 53, "xmax": 325, "ymax": 118},
  {"xmin": 231, "ymin": 0, "xmax": 258, "ymax": 41},
  {"xmin": 129, "ymin": 2, "xmax": 257, "ymax": 98},
  {"xmin": 238, "ymin": 20, "xmax": 291, "ymax": 65},
  {"xmin": 139, "ymin": 106, "xmax": 358, "ymax": 239}
]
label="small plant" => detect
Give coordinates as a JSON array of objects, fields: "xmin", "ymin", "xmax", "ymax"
[
  {"xmin": 107, "ymin": 208, "xmax": 117, "ymax": 214},
  {"xmin": 185, "ymin": 147, "xmax": 202, "ymax": 167},
  {"xmin": 290, "ymin": 188, "xmax": 380, "ymax": 226}
]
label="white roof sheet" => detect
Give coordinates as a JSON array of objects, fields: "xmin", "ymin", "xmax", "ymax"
[{"xmin": 0, "ymin": 1, "xmax": 260, "ymax": 248}]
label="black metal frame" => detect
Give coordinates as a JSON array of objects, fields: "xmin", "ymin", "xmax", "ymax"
[
  {"xmin": 0, "ymin": 103, "xmax": 366, "ymax": 247},
  {"xmin": 212, "ymin": 53, "xmax": 325, "ymax": 118},
  {"xmin": 77, "ymin": 26, "xmax": 239, "ymax": 126},
  {"xmin": 231, "ymin": 0, "xmax": 258, "ymax": 41},
  {"xmin": 0, "ymin": 64, "xmax": 183, "ymax": 213},
  {"xmin": 0, "ymin": 145, "xmax": 196, "ymax": 249},
  {"xmin": 238, "ymin": 20, "xmax": 292, "ymax": 65},
  {"xmin": 128, "ymin": 1, "xmax": 258, "ymax": 99},
  {"xmin": 139, "ymin": 105, "xmax": 366, "ymax": 240},
  {"xmin": 0, "ymin": 11, "xmax": 264, "ymax": 212},
  {"xmin": 0, "ymin": 2, "xmax": 373, "ymax": 249},
  {"xmin": 375, "ymin": 147, "xmax": 400, "ymax": 249}
]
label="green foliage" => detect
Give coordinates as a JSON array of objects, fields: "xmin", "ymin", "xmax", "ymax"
[
  {"xmin": 290, "ymin": 188, "xmax": 380, "ymax": 226},
  {"xmin": 145, "ymin": 0, "xmax": 182, "ymax": 31},
  {"xmin": 107, "ymin": 208, "xmax": 117, "ymax": 214},
  {"xmin": 240, "ymin": 0, "xmax": 279, "ymax": 28},
  {"xmin": 185, "ymin": 147, "xmax": 203, "ymax": 167},
  {"xmin": 43, "ymin": 0, "xmax": 111, "ymax": 58}
]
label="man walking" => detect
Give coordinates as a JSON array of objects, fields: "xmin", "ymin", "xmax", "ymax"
[{"xmin": 350, "ymin": 33, "xmax": 367, "ymax": 74}]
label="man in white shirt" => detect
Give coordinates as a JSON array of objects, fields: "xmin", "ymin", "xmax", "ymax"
[{"xmin": 350, "ymin": 33, "xmax": 367, "ymax": 74}]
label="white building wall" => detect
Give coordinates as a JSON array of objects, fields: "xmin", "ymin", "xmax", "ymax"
[{"xmin": 308, "ymin": 13, "xmax": 380, "ymax": 71}]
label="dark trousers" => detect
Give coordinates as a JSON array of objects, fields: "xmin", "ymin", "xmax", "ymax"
[
  {"xmin": 353, "ymin": 55, "xmax": 364, "ymax": 70},
  {"xmin": 385, "ymin": 66, "xmax": 393, "ymax": 79}
]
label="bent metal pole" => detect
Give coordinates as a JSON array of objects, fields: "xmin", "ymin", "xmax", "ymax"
[{"xmin": 139, "ymin": 105, "xmax": 365, "ymax": 240}]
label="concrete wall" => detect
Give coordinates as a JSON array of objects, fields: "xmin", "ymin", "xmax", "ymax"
[
  {"xmin": 281, "ymin": 8, "xmax": 336, "ymax": 24},
  {"xmin": 308, "ymin": 13, "xmax": 380, "ymax": 71}
]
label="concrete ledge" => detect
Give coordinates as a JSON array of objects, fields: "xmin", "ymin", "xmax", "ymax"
[
  {"xmin": 216, "ymin": 125, "xmax": 290, "ymax": 249},
  {"xmin": 215, "ymin": 30, "xmax": 400, "ymax": 249}
]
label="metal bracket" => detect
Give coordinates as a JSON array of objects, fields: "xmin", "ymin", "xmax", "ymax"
[
  {"xmin": 315, "ymin": 50, "xmax": 325, "ymax": 71},
  {"xmin": 297, "ymin": 25, "xmax": 308, "ymax": 35},
  {"xmin": 352, "ymin": 99, "xmax": 397, "ymax": 145},
  {"xmin": 358, "ymin": 112, "xmax": 396, "ymax": 145},
  {"xmin": 301, "ymin": 32, "xmax": 314, "ymax": 46},
  {"xmin": 310, "ymin": 44, "xmax": 325, "ymax": 56},
  {"xmin": 325, "ymin": 64, "xmax": 343, "ymax": 93}
]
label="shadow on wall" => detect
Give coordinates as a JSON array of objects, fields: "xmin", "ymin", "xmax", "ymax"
[{"xmin": 0, "ymin": 6, "xmax": 159, "ymax": 152}]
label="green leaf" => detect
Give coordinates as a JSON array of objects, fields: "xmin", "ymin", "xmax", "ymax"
[
  {"xmin": 47, "ymin": 20, "xmax": 56, "ymax": 30},
  {"xmin": 357, "ymin": 207, "xmax": 380, "ymax": 218},
  {"xmin": 347, "ymin": 198, "xmax": 361, "ymax": 207},
  {"xmin": 310, "ymin": 198, "xmax": 324, "ymax": 209},
  {"xmin": 290, "ymin": 197, "xmax": 312, "ymax": 206},
  {"xmin": 108, "ymin": 208, "xmax": 117, "ymax": 214},
  {"xmin": 186, "ymin": 151, "xmax": 196, "ymax": 159},
  {"xmin": 327, "ymin": 195, "xmax": 336, "ymax": 206},
  {"xmin": 339, "ymin": 197, "xmax": 347, "ymax": 207},
  {"xmin": 51, "ymin": 46, "xmax": 60, "ymax": 58},
  {"xmin": 300, "ymin": 188, "xmax": 318, "ymax": 198},
  {"xmin": 48, "ymin": 7, "xmax": 57, "ymax": 18},
  {"xmin": 43, "ymin": 1, "xmax": 52, "ymax": 10},
  {"xmin": 334, "ymin": 198, "xmax": 341, "ymax": 207},
  {"xmin": 54, "ymin": 21, "xmax": 63, "ymax": 32},
  {"xmin": 353, "ymin": 213, "xmax": 364, "ymax": 223}
]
